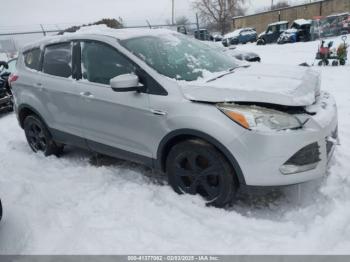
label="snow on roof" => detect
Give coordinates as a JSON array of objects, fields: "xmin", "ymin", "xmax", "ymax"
[
  {"xmin": 293, "ymin": 19, "xmax": 311, "ymax": 26},
  {"xmin": 75, "ymin": 24, "xmax": 176, "ymax": 40},
  {"xmin": 224, "ymin": 28, "xmax": 254, "ymax": 38},
  {"xmin": 268, "ymin": 21, "xmax": 288, "ymax": 26},
  {"xmin": 21, "ymin": 25, "xmax": 181, "ymax": 51}
]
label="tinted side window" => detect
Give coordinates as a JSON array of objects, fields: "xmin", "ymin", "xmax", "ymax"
[
  {"xmin": 24, "ymin": 48, "xmax": 41, "ymax": 71},
  {"xmin": 279, "ymin": 23, "xmax": 288, "ymax": 31},
  {"xmin": 43, "ymin": 43, "xmax": 72, "ymax": 78},
  {"xmin": 81, "ymin": 41, "xmax": 135, "ymax": 85}
]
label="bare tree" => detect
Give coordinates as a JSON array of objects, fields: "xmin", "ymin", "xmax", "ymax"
[
  {"xmin": 165, "ymin": 16, "xmax": 190, "ymax": 26},
  {"xmin": 193, "ymin": 0, "xmax": 246, "ymax": 34},
  {"xmin": 60, "ymin": 18, "xmax": 123, "ymax": 34},
  {"xmin": 176, "ymin": 16, "xmax": 190, "ymax": 25},
  {"xmin": 271, "ymin": 1, "xmax": 290, "ymax": 10}
]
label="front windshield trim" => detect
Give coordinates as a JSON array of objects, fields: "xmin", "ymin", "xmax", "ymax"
[{"xmin": 206, "ymin": 65, "xmax": 250, "ymax": 83}]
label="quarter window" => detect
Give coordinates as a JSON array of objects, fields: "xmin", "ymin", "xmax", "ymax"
[
  {"xmin": 24, "ymin": 48, "xmax": 41, "ymax": 71},
  {"xmin": 43, "ymin": 43, "xmax": 72, "ymax": 78},
  {"xmin": 81, "ymin": 41, "xmax": 135, "ymax": 85}
]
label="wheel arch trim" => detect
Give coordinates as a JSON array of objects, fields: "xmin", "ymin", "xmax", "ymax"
[
  {"xmin": 156, "ymin": 129, "xmax": 246, "ymax": 185},
  {"xmin": 17, "ymin": 104, "xmax": 48, "ymax": 129}
]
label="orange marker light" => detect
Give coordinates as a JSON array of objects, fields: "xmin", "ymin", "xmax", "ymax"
[{"xmin": 224, "ymin": 111, "xmax": 250, "ymax": 129}]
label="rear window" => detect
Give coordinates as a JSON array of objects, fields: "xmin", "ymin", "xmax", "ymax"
[
  {"xmin": 43, "ymin": 42, "xmax": 72, "ymax": 78},
  {"xmin": 24, "ymin": 48, "xmax": 41, "ymax": 71}
]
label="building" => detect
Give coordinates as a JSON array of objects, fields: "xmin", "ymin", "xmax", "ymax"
[{"xmin": 232, "ymin": 0, "xmax": 350, "ymax": 34}]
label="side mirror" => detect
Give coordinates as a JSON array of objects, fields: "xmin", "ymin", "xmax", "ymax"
[{"xmin": 110, "ymin": 74, "xmax": 145, "ymax": 92}]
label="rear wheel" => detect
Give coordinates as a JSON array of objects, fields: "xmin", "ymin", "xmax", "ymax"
[
  {"xmin": 166, "ymin": 140, "xmax": 238, "ymax": 207},
  {"xmin": 23, "ymin": 115, "xmax": 63, "ymax": 156}
]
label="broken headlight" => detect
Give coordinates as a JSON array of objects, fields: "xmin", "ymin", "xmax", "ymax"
[{"xmin": 217, "ymin": 104, "xmax": 303, "ymax": 131}]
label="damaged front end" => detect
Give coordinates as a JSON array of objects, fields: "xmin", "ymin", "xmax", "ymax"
[{"xmin": 217, "ymin": 91, "xmax": 338, "ymax": 181}]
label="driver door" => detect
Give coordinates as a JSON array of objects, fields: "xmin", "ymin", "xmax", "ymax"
[{"xmin": 75, "ymin": 40, "xmax": 154, "ymax": 161}]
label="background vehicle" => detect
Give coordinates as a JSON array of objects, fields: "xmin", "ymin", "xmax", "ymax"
[
  {"xmin": 227, "ymin": 47, "xmax": 261, "ymax": 62},
  {"xmin": 203, "ymin": 41, "xmax": 261, "ymax": 62},
  {"xmin": 257, "ymin": 21, "xmax": 289, "ymax": 45},
  {"xmin": 210, "ymin": 33, "xmax": 223, "ymax": 42},
  {"xmin": 311, "ymin": 13, "xmax": 350, "ymax": 39},
  {"xmin": 194, "ymin": 29, "xmax": 211, "ymax": 41},
  {"xmin": 177, "ymin": 25, "xmax": 187, "ymax": 35},
  {"xmin": 291, "ymin": 19, "xmax": 312, "ymax": 42},
  {"xmin": 278, "ymin": 19, "xmax": 312, "ymax": 44},
  {"xmin": 278, "ymin": 29, "xmax": 298, "ymax": 44},
  {"xmin": 0, "ymin": 58, "xmax": 16, "ymax": 112},
  {"xmin": 222, "ymin": 28, "xmax": 257, "ymax": 47}
]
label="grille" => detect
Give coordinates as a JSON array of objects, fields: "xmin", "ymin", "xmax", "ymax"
[{"xmin": 284, "ymin": 142, "xmax": 321, "ymax": 166}]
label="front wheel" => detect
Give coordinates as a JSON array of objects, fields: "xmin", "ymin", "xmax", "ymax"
[
  {"xmin": 166, "ymin": 140, "xmax": 238, "ymax": 207},
  {"xmin": 24, "ymin": 115, "xmax": 63, "ymax": 156}
]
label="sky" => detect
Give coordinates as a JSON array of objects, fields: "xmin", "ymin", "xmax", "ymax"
[{"xmin": 0, "ymin": 0, "xmax": 309, "ymax": 31}]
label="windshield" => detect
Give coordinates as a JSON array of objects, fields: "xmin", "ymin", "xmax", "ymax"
[{"xmin": 121, "ymin": 33, "xmax": 240, "ymax": 82}]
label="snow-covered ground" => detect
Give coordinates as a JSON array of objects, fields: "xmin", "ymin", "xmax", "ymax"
[{"xmin": 0, "ymin": 36, "xmax": 350, "ymax": 255}]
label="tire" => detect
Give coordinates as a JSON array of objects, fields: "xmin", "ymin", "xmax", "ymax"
[
  {"xmin": 166, "ymin": 139, "xmax": 238, "ymax": 207},
  {"xmin": 332, "ymin": 60, "xmax": 339, "ymax": 66},
  {"xmin": 257, "ymin": 39, "xmax": 265, "ymax": 45},
  {"xmin": 23, "ymin": 115, "xmax": 63, "ymax": 156}
]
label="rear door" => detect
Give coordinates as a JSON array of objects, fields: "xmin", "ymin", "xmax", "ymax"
[{"xmin": 40, "ymin": 42, "xmax": 83, "ymax": 139}]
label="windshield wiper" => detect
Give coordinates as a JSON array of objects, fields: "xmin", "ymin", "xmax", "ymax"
[{"xmin": 206, "ymin": 65, "xmax": 250, "ymax": 83}]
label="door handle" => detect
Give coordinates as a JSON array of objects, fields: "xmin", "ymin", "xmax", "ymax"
[
  {"xmin": 150, "ymin": 109, "xmax": 167, "ymax": 116},
  {"xmin": 80, "ymin": 91, "xmax": 94, "ymax": 99}
]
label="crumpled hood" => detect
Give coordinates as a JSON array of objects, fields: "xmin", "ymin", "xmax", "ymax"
[{"xmin": 180, "ymin": 64, "xmax": 321, "ymax": 107}]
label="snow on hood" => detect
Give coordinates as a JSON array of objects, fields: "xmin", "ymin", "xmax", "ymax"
[{"xmin": 179, "ymin": 64, "xmax": 321, "ymax": 107}]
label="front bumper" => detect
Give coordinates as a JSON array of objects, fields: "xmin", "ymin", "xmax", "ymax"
[{"xmin": 229, "ymin": 92, "xmax": 338, "ymax": 186}]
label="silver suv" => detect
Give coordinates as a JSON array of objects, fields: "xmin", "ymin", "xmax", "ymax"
[{"xmin": 11, "ymin": 28, "xmax": 338, "ymax": 207}]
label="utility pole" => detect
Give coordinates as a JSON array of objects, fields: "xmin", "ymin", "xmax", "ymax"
[
  {"xmin": 271, "ymin": 0, "xmax": 274, "ymax": 10},
  {"xmin": 40, "ymin": 24, "xmax": 46, "ymax": 36},
  {"xmin": 172, "ymin": 0, "xmax": 175, "ymax": 25}
]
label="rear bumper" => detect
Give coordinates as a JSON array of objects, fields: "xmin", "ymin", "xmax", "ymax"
[{"xmin": 228, "ymin": 92, "xmax": 338, "ymax": 186}]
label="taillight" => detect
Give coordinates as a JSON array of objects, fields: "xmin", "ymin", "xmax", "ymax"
[{"xmin": 8, "ymin": 74, "xmax": 19, "ymax": 85}]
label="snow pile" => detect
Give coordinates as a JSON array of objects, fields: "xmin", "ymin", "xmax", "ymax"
[{"xmin": 0, "ymin": 35, "xmax": 350, "ymax": 255}]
